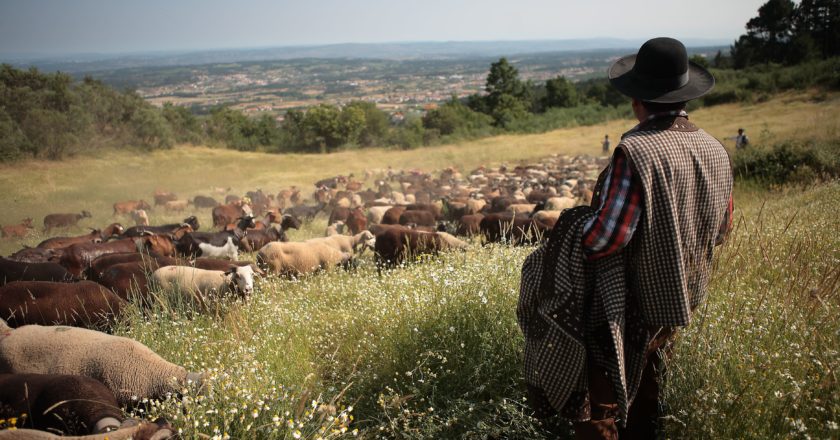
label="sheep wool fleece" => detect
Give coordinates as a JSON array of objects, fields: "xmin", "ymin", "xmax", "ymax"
[{"xmin": 0, "ymin": 322, "xmax": 188, "ymax": 406}]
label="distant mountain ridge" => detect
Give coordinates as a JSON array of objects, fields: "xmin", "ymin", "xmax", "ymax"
[{"xmin": 3, "ymin": 38, "xmax": 731, "ymax": 73}]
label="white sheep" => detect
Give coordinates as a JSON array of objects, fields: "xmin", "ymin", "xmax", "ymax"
[
  {"xmin": 545, "ymin": 196, "xmax": 577, "ymax": 211},
  {"xmin": 131, "ymin": 209, "xmax": 149, "ymax": 226},
  {"xmin": 507, "ymin": 203, "xmax": 539, "ymax": 215},
  {"xmin": 198, "ymin": 236, "xmax": 239, "ymax": 260},
  {"xmin": 367, "ymin": 206, "xmax": 393, "ymax": 224},
  {"xmin": 436, "ymin": 231, "xmax": 469, "ymax": 251},
  {"xmin": 152, "ymin": 265, "xmax": 255, "ymax": 300},
  {"xmin": 325, "ymin": 220, "xmax": 345, "ymax": 236},
  {"xmin": 257, "ymin": 242, "xmax": 350, "ymax": 278},
  {"xmin": 391, "ymin": 192, "xmax": 407, "ymax": 205},
  {"xmin": 532, "ymin": 210, "xmax": 562, "ymax": 224},
  {"xmin": 0, "ymin": 320, "xmax": 203, "ymax": 407},
  {"xmin": 306, "ymin": 230, "xmax": 376, "ymax": 255},
  {"xmin": 466, "ymin": 198, "xmax": 486, "ymax": 214}
]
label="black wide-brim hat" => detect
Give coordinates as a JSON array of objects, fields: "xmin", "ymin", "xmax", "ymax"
[{"xmin": 609, "ymin": 37, "xmax": 715, "ymax": 103}]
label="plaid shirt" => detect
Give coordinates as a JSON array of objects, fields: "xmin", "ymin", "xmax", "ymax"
[{"xmin": 583, "ymin": 113, "xmax": 734, "ymax": 260}]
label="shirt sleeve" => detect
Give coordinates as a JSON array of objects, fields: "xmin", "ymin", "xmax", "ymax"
[{"xmin": 581, "ymin": 148, "xmax": 643, "ymax": 260}]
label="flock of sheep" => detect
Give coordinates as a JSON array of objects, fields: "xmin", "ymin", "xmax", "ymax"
[{"xmin": 0, "ymin": 153, "xmax": 604, "ymax": 438}]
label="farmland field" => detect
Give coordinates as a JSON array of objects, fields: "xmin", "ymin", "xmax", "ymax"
[{"xmin": 0, "ymin": 93, "xmax": 838, "ymax": 438}]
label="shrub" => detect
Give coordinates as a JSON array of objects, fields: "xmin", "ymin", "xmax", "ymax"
[{"xmin": 732, "ymin": 140, "xmax": 840, "ymax": 184}]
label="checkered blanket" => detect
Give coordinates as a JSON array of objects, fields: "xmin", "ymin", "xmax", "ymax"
[{"xmin": 518, "ymin": 206, "xmax": 650, "ymax": 424}]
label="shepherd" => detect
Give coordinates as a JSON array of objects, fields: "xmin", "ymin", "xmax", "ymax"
[{"xmin": 518, "ymin": 37, "xmax": 734, "ymax": 439}]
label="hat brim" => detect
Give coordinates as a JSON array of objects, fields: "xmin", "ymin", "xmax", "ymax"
[{"xmin": 608, "ymin": 54, "xmax": 715, "ymax": 103}]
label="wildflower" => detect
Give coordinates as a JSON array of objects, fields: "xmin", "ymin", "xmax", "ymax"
[{"xmin": 292, "ymin": 430, "xmax": 302, "ymax": 439}]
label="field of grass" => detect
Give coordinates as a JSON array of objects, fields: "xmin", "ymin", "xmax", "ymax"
[
  {"xmin": 0, "ymin": 92, "xmax": 837, "ymax": 439},
  {"xmin": 109, "ymin": 180, "xmax": 838, "ymax": 440},
  {"xmin": 1, "ymin": 91, "xmax": 839, "ymax": 255}
]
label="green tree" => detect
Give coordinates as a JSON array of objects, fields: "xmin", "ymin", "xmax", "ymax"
[
  {"xmin": 162, "ymin": 102, "xmax": 203, "ymax": 144},
  {"xmin": 131, "ymin": 106, "xmax": 173, "ymax": 150},
  {"xmin": 0, "ymin": 108, "xmax": 27, "ymax": 161},
  {"xmin": 337, "ymin": 104, "xmax": 366, "ymax": 146},
  {"xmin": 483, "ymin": 58, "xmax": 531, "ymax": 126},
  {"xmin": 389, "ymin": 116, "xmax": 426, "ymax": 149},
  {"xmin": 794, "ymin": 0, "xmax": 840, "ymax": 58},
  {"xmin": 490, "ymin": 94, "xmax": 529, "ymax": 129},
  {"xmin": 344, "ymin": 101, "xmax": 389, "ymax": 146},
  {"xmin": 485, "ymin": 57, "xmax": 525, "ymax": 97},
  {"xmin": 732, "ymin": 0, "xmax": 797, "ymax": 66},
  {"xmin": 712, "ymin": 50, "xmax": 732, "ymax": 68},
  {"xmin": 422, "ymin": 97, "xmax": 493, "ymax": 136},
  {"xmin": 543, "ymin": 76, "xmax": 578, "ymax": 109},
  {"xmin": 304, "ymin": 104, "xmax": 343, "ymax": 152}
]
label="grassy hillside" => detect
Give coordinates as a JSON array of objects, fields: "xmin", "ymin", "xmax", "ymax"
[
  {"xmin": 107, "ymin": 181, "xmax": 838, "ymax": 440},
  {"xmin": 0, "ymin": 91, "xmax": 837, "ymax": 438},
  {"xmin": 1, "ymin": 91, "xmax": 838, "ymax": 256}
]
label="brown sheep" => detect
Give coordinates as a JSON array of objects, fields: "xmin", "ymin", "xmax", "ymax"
[
  {"xmin": 6, "ymin": 247, "xmax": 62, "ymax": 264},
  {"xmin": 212, "ymin": 202, "xmax": 251, "ymax": 229},
  {"xmin": 374, "ymin": 226, "xmax": 466, "ymax": 268},
  {"xmin": 1, "ymin": 218, "xmax": 34, "ymax": 238},
  {"xmin": 456, "ymin": 214, "xmax": 485, "ymax": 237},
  {"xmin": 0, "ymin": 320, "xmax": 204, "ymax": 407},
  {"xmin": 0, "ymin": 281, "xmax": 125, "ymax": 329},
  {"xmin": 37, "ymin": 223, "xmax": 124, "ymax": 250},
  {"xmin": 193, "ymin": 195, "xmax": 220, "ymax": 208},
  {"xmin": 0, "ymin": 419, "xmax": 175, "ymax": 440},
  {"xmin": 507, "ymin": 203, "xmax": 539, "ymax": 215},
  {"xmin": 399, "ymin": 210, "xmax": 436, "ymax": 227},
  {"xmin": 328, "ymin": 206, "xmax": 351, "ymax": 225},
  {"xmin": 112, "ymin": 201, "xmax": 151, "ymax": 216},
  {"xmin": 480, "ymin": 212, "xmax": 552, "ymax": 245},
  {"xmin": 381, "ymin": 206, "xmax": 406, "ymax": 224},
  {"xmin": 153, "ymin": 192, "xmax": 177, "ymax": 206},
  {"xmin": 59, "ymin": 236, "xmax": 177, "ymax": 277},
  {"xmin": 0, "ymin": 373, "xmax": 124, "ymax": 435},
  {"xmin": 43, "ymin": 211, "xmax": 92, "ymax": 233},
  {"xmin": 163, "ymin": 199, "xmax": 188, "ymax": 212},
  {"xmin": 345, "ymin": 207, "xmax": 367, "ymax": 234},
  {"xmin": 0, "ymin": 257, "xmax": 76, "ymax": 285}
]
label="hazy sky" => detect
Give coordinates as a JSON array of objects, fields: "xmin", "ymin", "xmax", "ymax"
[{"xmin": 0, "ymin": 0, "xmax": 766, "ymax": 56}]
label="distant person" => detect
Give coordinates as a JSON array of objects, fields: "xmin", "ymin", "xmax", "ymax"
[
  {"xmin": 726, "ymin": 128, "xmax": 750, "ymax": 150},
  {"xmin": 519, "ymin": 37, "xmax": 733, "ymax": 439},
  {"xmin": 602, "ymin": 134, "xmax": 611, "ymax": 154}
]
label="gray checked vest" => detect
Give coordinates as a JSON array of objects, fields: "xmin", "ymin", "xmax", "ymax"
[{"xmin": 617, "ymin": 116, "xmax": 733, "ymax": 327}]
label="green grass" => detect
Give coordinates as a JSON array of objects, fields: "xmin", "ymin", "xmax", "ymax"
[{"xmin": 100, "ymin": 181, "xmax": 838, "ymax": 440}]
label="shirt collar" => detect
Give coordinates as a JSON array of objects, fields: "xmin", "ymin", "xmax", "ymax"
[{"xmin": 647, "ymin": 110, "xmax": 689, "ymax": 120}]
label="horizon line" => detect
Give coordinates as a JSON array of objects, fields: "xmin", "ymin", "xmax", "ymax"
[{"xmin": 0, "ymin": 36, "xmax": 734, "ymax": 60}]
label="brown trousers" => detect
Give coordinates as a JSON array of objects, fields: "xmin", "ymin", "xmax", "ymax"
[{"xmin": 573, "ymin": 328, "xmax": 675, "ymax": 440}]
